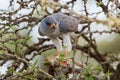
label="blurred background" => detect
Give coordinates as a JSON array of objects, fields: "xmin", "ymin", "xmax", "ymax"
[{"xmin": 0, "ymin": 0, "xmax": 120, "ymax": 80}]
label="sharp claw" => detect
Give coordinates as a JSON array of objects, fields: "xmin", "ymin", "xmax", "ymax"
[
  {"xmin": 60, "ymin": 60, "xmax": 67, "ymax": 67},
  {"xmin": 56, "ymin": 51, "xmax": 68, "ymax": 67}
]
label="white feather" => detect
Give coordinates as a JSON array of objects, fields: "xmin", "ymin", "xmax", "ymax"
[
  {"xmin": 62, "ymin": 33, "xmax": 72, "ymax": 51},
  {"xmin": 51, "ymin": 38, "xmax": 63, "ymax": 51}
]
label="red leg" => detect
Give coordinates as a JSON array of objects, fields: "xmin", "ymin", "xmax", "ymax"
[
  {"xmin": 56, "ymin": 50, "xmax": 69, "ymax": 67},
  {"xmin": 56, "ymin": 51, "xmax": 60, "ymax": 58},
  {"xmin": 64, "ymin": 50, "xmax": 68, "ymax": 57},
  {"xmin": 57, "ymin": 50, "xmax": 68, "ymax": 58},
  {"xmin": 59, "ymin": 50, "xmax": 68, "ymax": 67}
]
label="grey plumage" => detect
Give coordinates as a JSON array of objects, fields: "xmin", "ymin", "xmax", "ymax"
[{"xmin": 38, "ymin": 13, "xmax": 79, "ymax": 51}]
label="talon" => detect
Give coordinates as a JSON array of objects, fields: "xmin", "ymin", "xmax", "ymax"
[
  {"xmin": 60, "ymin": 60, "xmax": 67, "ymax": 67},
  {"xmin": 55, "ymin": 50, "xmax": 69, "ymax": 67}
]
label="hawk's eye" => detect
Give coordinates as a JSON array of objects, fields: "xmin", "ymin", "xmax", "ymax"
[{"xmin": 46, "ymin": 22, "xmax": 51, "ymax": 25}]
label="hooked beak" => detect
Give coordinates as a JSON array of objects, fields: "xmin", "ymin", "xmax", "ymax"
[{"xmin": 49, "ymin": 23, "xmax": 56, "ymax": 29}]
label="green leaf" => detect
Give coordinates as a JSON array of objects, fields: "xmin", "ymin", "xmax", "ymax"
[
  {"xmin": 58, "ymin": 53, "xmax": 64, "ymax": 62},
  {"xmin": 9, "ymin": 24, "xmax": 16, "ymax": 32},
  {"xmin": 105, "ymin": 70, "xmax": 113, "ymax": 77},
  {"xmin": 92, "ymin": 64, "xmax": 103, "ymax": 71},
  {"xmin": 85, "ymin": 75, "xmax": 94, "ymax": 80},
  {"xmin": 7, "ymin": 67, "xmax": 15, "ymax": 74}
]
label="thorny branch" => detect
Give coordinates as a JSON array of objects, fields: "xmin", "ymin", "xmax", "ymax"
[{"xmin": 0, "ymin": 0, "xmax": 120, "ymax": 80}]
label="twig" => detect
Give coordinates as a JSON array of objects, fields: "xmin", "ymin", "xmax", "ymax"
[
  {"xmin": 3, "ymin": 53, "xmax": 29, "ymax": 66},
  {"xmin": 38, "ymin": 68, "xmax": 57, "ymax": 80}
]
